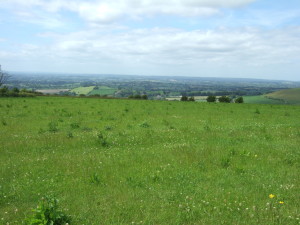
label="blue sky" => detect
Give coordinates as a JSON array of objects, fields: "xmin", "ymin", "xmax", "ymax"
[{"xmin": 0, "ymin": 0, "xmax": 300, "ymax": 80}]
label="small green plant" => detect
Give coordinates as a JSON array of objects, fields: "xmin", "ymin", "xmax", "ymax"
[
  {"xmin": 90, "ymin": 173, "xmax": 102, "ymax": 185},
  {"xmin": 82, "ymin": 127, "xmax": 93, "ymax": 132},
  {"xmin": 97, "ymin": 132, "xmax": 109, "ymax": 147},
  {"xmin": 255, "ymin": 108, "xmax": 261, "ymax": 114},
  {"xmin": 38, "ymin": 128, "xmax": 45, "ymax": 134},
  {"xmin": 67, "ymin": 131, "xmax": 73, "ymax": 138},
  {"xmin": 204, "ymin": 124, "xmax": 210, "ymax": 131},
  {"xmin": 1, "ymin": 119, "xmax": 7, "ymax": 126},
  {"xmin": 70, "ymin": 122, "xmax": 80, "ymax": 129},
  {"xmin": 139, "ymin": 121, "xmax": 150, "ymax": 128},
  {"xmin": 24, "ymin": 196, "xmax": 71, "ymax": 225},
  {"xmin": 221, "ymin": 158, "xmax": 231, "ymax": 169},
  {"xmin": 48, "ymin": 121, "xmax": 58, "ymax": 132},
  {"xmin": 104, "ymin": 125, "xmax": 112, "ymax": 131}
]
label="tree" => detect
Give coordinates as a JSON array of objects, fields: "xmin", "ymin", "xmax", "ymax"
[
  {"xmin": 0, "ymin": 86, "xmax": 8, "ymax": 96},
  {"xmin": 180, "ymin": 95, "xmax": 188, "ymax": 101},
  {"xmin": 188, "ymin": 96, "xmax": 195, "ymax": 101},
  {"xmin": 0, "ymin": 65, "xmax": 10, "ymax": 87},
  {"xmin": 218, "ymin": 96, "xmax": 231, "ymax": 103},
  {"xmin": 206, "ymin": 95, "xmax": 216, "ymax": 102},
  {"xmin": 235, "ymin": 96, "xmax": 244, "ymax": 103}
]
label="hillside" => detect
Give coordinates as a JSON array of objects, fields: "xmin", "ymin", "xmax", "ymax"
[
  {"xmin": 265, "ymin": 88, "xmax": 300, "ymax": 104},
  {"xmin": 1, "ymin": 97, "xmax": 299, "ymax": 224}
]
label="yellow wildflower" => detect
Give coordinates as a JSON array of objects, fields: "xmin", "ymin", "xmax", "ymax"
[
  {"xmin": 269, "ymin": 194, "xmax": 275, "ymax": 199},
  {"xmin": 279, "ymin": 201, "xmax": 284, "ymax": 204}
]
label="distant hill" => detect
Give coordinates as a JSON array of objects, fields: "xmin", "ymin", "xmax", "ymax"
[{"xmin": 265, "ymin": 88, "xmax": 300, "ymax": 104}]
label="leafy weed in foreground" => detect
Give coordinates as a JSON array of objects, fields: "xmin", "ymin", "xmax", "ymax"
[{"xmin": 24, "ymin": 196, "xmax": 71, "ymax": 225}]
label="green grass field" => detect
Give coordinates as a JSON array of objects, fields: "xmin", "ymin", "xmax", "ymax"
[
  {"xmin": 0, "ymin": 97, "xmax": 299, "ymax": 224},
  {"xmin": 89, "ymin": 86, "xmax": 117, "ymax": 96},
  {"xmin": 243, "ymin": 95, "xmax": 285, "ymax": 104},
  {"xmin": 265, "ymin": 88, "xmax": 300, "ymax": 104},
  {"xmin": 71, "ymin": 86, "xmax": 95, "ymax": 95}
]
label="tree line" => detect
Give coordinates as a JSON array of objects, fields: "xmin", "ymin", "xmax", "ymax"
[
  {"xmin": 206, "ymin": 95, "xmax": 244, "ymax": 103},
  {"xmin": 180, "ymin": 95, "xmax": 244, "ymax": 103}
]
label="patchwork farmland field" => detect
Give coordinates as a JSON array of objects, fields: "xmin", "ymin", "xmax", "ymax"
[
  {"xmin": 265, "ymin": 88, "xmax": 300, "ymax": 104},
  {"xmin": 71, "ymin": 86, "xmax": 95, "ymax": 95},
  {"xmin": 0, "ymin": 97, "xmax": 299, "ymax": 224},
  {"xmin": 243, "ymin": 95, "xmax": 285, "ymax": 104},
  {"xmin": 89, "ymin": 86, "xmax": 117, "ymax": 96}
]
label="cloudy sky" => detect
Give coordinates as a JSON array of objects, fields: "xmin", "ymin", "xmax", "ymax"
[{"xmin": 0, "ymin": 0, "xmax": 300, "ymax": 80}]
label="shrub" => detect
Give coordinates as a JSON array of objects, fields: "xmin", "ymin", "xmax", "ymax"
[
  {"xmin": 180, "ymin": 95, "xmax": 188, "ymax": 101},
  {"xmin": 0, "ymin": 86, "xmax": 9, "ymax": 96},
  {"xmin": 206, "ymin": 95, "xmax": 216, "ymax": 102},
  {"xmin": 218, "ymin": 96, "xmax": 231, "ymax": 103},
  {"xmin": 188, "ymin": 96, "xmax": 195, "ymax": 101},
  {"xmin": 235, "ymin": 96, "xmax": 244, "ymax": 103},
  {"xmin": 24, "ymin": 196, "xmax": 71, "ymax": 225}
]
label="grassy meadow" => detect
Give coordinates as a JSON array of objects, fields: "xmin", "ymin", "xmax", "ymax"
[
  {"xmin": 265, "ymin": 88, "xmax": 300, "ymax": 104},
  {"xmin": 89, "ymin": 86, "xmax": 117, "ymax": 96},
  {"xmin": 71, "ymin": 86, "xmax": 96, "ymax": 95},
  {"xmin": 0, "ymin": 97, "xmax": 299, "ymax": 224},
  {"xmin": 243, "ymin": 96, "xmax": 285, "ymax": 105}
]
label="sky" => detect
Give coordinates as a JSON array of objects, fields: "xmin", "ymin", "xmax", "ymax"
[{"xmin": 0, "ymin": 0, "xmax": 300, "ymax": 80}]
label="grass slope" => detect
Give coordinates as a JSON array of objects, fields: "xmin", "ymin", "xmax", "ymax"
[
  {"xmin": 71, "ymin": 86, "xmax": 95, "ymax": 95},
  {"xmin": 89, "ymin": 86, "xmax": 117, "ymax": 96},
  {"xmin": 265, "ymin": 88, "xmax": 300, "ymax": 104},
  {"xmin": 243, "ymin": 95, "xmax": 285, "ymax": 104},
  {"xmin": 0, "ymin": 97, "xmax": 299, "ymax": 224}
]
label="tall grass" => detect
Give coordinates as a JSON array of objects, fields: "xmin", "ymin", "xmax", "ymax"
[{"xmin": 0, "ymin": 97, "xmax": 299, "ymax": 224}]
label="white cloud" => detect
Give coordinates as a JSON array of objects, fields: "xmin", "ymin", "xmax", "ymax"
[
  {"xmin": 2, "ymin": 26, "xmax": 300, "ymax": 80},
  {"xmin": 6, "ymin": 26, "xmax": 297, "ymax": 69},
  {"xmin": 1, "ymin": 0, "xmax": 257, "ymax": 24},
  {"xmin": 74, "ymin": 0, "xmax": 256, "ymax": 23},
  {"xmin": 15, "ymin": 10, "xmax": 65, "ymax": 28}
]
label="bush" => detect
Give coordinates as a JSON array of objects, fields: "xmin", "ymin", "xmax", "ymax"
[
  {"xmin": 235, "ymin": 96, "xmax": 244, "ymax": 103},
  {"xmin": 218, "ymin": 96, "xmax": 231, "ymax": 103},
  {"xmin": 24, "ymin": 196, "xmax": 71, "ymax": 225},
  {"xmin": 180, "ymin": 95, "xmax": 188, "ymax": 101},
  {"xmin": 206, "ymin": 95, "xmax": 216, "ymax": 102},
  {"xmin": 188, "ymin": 96, "xmax": 195, "ymax": 101},
  {"xmin": 0, "ymin": 86, "xmax": 9, "ymax": 96},
  {"xmin": 128, "ymin": 94, "xmax": 148, "ymax": 100},
  {"xmin": 0, "ymin": 87, "xmax": 38, "ymax": 97}
]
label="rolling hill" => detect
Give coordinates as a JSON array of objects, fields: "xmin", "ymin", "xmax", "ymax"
[
  {"xmin": 265, "ymin": 88, "xmax": 300, "ymax": 104},
  {"xmin": 1, "ymin": 96, "xmax": 300, "ymax": 224}
]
